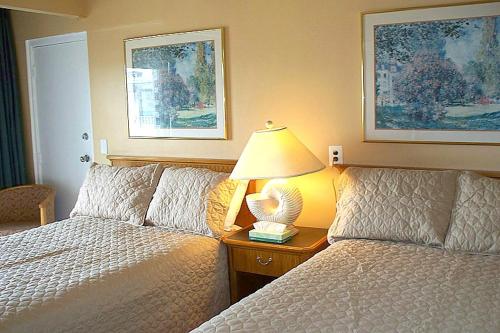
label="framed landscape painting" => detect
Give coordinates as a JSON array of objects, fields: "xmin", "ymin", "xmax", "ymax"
[
  {"xmin": 362, "ymin": 3, "xmax": 500, "ymax": 144},
  {"xmin": 125, "ymin": 28, "xmax": 226, "ymax": 139}
]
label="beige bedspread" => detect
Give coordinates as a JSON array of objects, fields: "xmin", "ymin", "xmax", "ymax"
[
  {"xmin": 0, "ymin": 217, "xmax": 229, "ymax": 333},
  {"xmin": 194, "ymin": 239, "xmax": 500, "ymax": 333}
]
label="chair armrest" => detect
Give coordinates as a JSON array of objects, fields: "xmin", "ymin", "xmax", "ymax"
[{"xmin": 39, "ymin": 191, "xmax": 56, "ymax": 225}]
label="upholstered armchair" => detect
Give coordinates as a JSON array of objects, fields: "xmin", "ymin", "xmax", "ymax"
[{"xmin": 0, "ymin": 184, "xmax": 56, "ymax": 236}]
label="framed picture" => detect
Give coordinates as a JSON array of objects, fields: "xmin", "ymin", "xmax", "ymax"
[
  {"xmin": 362, "ymin": 3, "xmax": 500, "ymax": 144},
  {"xmin": 125, "ymin": 28, "xmax": 226, "ymax": 139}
]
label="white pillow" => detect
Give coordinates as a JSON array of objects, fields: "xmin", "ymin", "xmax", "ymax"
[
  {"xmin": 328, "ymin": 167, "xmax": 458, "ymax": 246},
  {"xmin": 70, "ymin": 163, "xmax": 162, "ymax": 225},
  {"xmin": 145, "ymin": 167, "xmax": 247, "ymax": 237},
  {"xmin": 445, "ymin": 172, "xmax": 500, "ymax": 254}
]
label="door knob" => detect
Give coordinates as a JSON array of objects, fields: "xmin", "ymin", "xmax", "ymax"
[
  {"xmin": 80, "ymin": 154, "xmax": 90, "ymax": 163},
  {"xmin": 82, "ymin": 132, "xmax": 89, "ymax": 140}
]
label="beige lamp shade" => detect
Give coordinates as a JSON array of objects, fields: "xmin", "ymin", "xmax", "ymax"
[{"xmin": 231, "ymin": 125, "xmax": 325, "ymax": 180}]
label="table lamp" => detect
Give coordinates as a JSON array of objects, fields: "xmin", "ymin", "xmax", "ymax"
[{"xmin": 231, "ymin": 121, "xmax": 325, "ymax": 242}]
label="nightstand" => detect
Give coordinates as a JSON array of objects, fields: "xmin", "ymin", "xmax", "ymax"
[{"xmin": 223, "ymin": 225, "xmax": 328, "ymax": 303}]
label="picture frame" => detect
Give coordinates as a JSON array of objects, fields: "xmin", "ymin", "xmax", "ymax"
[
  {"xmin": 362, "ymin": 2, "xmax": 500, "ymax": 145},
  {"xmin": 124, "ymin": 28, "xmax": 226, "ymax": 139}
]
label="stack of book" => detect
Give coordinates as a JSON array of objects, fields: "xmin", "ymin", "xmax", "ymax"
[{"xmin": 249, "ymin": 222, "xmax": 299, "ymax": 244}]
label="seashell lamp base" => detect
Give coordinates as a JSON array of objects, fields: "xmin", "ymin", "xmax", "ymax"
[{"xmin": 246, "ymin": 179, "xmax": 303, "ymax": 226}]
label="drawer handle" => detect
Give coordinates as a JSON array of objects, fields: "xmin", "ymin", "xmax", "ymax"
[{"xmin": 256, "ymin": 256, "xmax": 272, "ymax": 266}]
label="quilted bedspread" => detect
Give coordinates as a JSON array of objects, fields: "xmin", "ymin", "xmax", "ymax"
[
  {"xmin": 194, "ymin": 239, "xmax": 500, "ymax": 333},
  {"xmin": 0, "ymin": 217, "xmax": 229, "ymax": 333}
]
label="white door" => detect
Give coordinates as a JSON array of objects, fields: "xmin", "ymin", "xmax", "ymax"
[{"xmin": 27, "ymin": 32, "xmax": 93, "ymax": 220}]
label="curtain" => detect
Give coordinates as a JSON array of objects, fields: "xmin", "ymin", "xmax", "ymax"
[{"xmin": 0, "ymin": 9, "xmax": 26, "ymax": 189}]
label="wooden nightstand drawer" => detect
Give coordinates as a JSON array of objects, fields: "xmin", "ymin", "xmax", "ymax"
[
  {"xmin": 223, "ymin": 226, "xmax": 328, "ymax": 303},
  {"xmin": 232, "ymin": 247, "xmax": 301, "ymax": 277}
]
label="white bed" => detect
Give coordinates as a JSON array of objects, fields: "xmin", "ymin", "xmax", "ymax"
[
  {"xmin": 194, "ymin": 166, "xmax": 500, "ymax": 333},
  {"xmin": 0, "ymin": 216, "xmax": 228, "ymax": 333},
  {"xmin": 0, "ymin": 156, "xmax": 254, "ymax": 333},
  {"xmin": 194, "ymin": 239, "xmax": 500, "ymax": 333}
]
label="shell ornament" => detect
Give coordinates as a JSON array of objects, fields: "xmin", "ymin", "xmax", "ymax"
[{"xmin": 246, "ymin": 179, "xmax": 303, "ymax": 226}]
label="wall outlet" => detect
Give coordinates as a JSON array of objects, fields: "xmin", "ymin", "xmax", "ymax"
[{"xmin": 329, "ymin": 145, "xmax": 343, "ymax": 166}]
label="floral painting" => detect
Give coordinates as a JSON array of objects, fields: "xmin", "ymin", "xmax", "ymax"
[
  {"xmin": 363, "ymin": 3, "xmax": 500, "ymax": 144},
  {"xmin": 125, "ymin": 29, "xmax": 226, "ymax": 139}
]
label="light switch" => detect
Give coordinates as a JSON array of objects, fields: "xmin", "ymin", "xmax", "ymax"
[{"xmin": 100, "ymin": 139, "xmax": 108, "ymax": 155}]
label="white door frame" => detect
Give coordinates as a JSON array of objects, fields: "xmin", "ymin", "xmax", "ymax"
[{"xmin": 26, "ymin": 31, "xmax": 94, "ymax": 183}]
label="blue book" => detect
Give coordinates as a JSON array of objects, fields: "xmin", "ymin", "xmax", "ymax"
[
  {"xmin": 249, "ymin": 235, "xmax": 293, "ymax": 244},
  {"xmin": 249, "ymin": 227, "xmax": 298, "ymax": 243}
]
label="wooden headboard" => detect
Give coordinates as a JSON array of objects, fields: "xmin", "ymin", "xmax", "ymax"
[
  {"xmin": 107, "ymin": 155, "xmax": 256, "ymax": 227},
  {"xmin": 335, "ymin": 164, "xmax": 500, "ymax": 179}
]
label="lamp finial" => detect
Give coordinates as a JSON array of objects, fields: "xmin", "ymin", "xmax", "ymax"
[{"xmin": 265, "ymin": 120, "xmax": 274, "ymax": 129}]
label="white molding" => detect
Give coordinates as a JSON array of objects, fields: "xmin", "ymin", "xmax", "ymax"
[
  {"xmin": 27, "ymin": 32, "xmax": 87, "ymax": 49},
  {"xmin": 26, "ymin": 31, "xmax": 93, "ymax": 184}
]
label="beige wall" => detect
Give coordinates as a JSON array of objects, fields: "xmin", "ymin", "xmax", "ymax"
[
  {"xmin": 10, "ymin": 0, "xmax": 500, "ymax": 229},
  {"xmin": 0, "ymin": 0, "xmax": 86, "ymax": 17}
]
